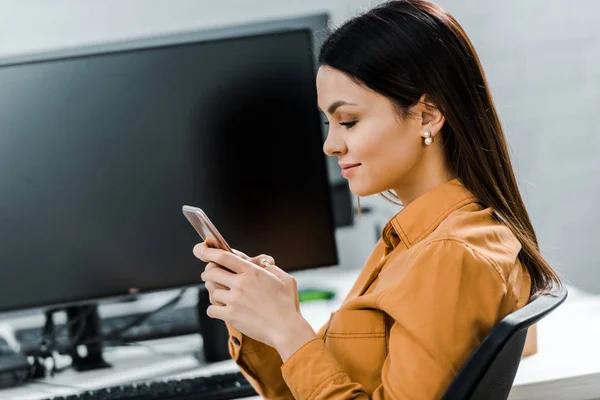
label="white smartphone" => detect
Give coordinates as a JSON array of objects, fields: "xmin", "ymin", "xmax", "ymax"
[{"xmin": 182, "ymin": 205, "xmax": 233, "ymax": 253}]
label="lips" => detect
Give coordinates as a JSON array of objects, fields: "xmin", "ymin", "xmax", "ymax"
[
  {"xmin": 339, "ymin": 163, "xmax": 361, "ymax": 169},
  {"xmin": 339, "ymin": 163, "xmax": 361, "ymax": 178}
]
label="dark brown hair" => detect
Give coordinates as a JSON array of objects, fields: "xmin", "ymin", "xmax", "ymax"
[{"xmin": 318, "ymin": 0, "xmax": 560, "ymax": 298}]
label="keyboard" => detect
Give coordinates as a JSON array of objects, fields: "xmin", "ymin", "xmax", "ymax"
[
  {"xmin": 16, "ymin": 306, "xmax": 199, "ymax": 355},
  {"xmin": 41, "ymin": 371, "xmax": 257, "ymax": 400}
]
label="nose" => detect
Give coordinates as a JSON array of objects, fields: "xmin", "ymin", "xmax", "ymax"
[{"xmin": 323, "ymin": 127, "xmax": 347, "ymax": 157}]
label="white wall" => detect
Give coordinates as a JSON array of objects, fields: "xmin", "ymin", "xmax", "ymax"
[
  {"xmin": 436, "ymin": 0, "xmax": 600, "ymax": 294},
  {"xmin": 0, "ymin": 0, "xmax": 382, "ymax": 57},
  {"xmin": 1, "ymin": 0, "xmax": 598, "ymax": 292}
]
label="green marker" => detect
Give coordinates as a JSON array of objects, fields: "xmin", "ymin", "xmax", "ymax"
[{"xmin": 298, "ymin": 289, "xmax": 336, "ymax": 302}]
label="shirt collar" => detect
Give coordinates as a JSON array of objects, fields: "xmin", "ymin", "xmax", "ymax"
[{"xmin": 382, "ymin": 178, "xmax": 479, "ymax": 250}]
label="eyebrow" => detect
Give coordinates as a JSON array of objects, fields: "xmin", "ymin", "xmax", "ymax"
[{"xmin": 318, "ymin": 100, "xmax": 358, "ymax": 115}]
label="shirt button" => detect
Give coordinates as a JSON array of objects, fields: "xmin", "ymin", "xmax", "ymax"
[{"xmin": 231, "ymin": 336, "xmax": 241, "ymax": 346}]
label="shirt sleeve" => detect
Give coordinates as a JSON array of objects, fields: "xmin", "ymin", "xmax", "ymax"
[
  {"xmin": 226, "ymin": 315, "xmax": 334, "ymax": 399},
  {"xmin": 226, "ymin": 322, "xmax": 294, "ymax": 399},
  {"xmin": 279, "ymin": 238, "xmax": 508, "ymax": 400}
]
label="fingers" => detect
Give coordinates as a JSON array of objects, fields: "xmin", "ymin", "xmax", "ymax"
[
  {"xmin": 232, "ymin": 249, "xmax": 250, "ymax": 261},
  {"xmin": 250, "ymin": 254, "xmax": 276, "ymax": 268},
  {"xmin": 206, "ymin": 288, "xmax": 231, "ymax": 320},
  {"xmin": 205, "ymin": 280, "xmax": 225, "ymax": 306},
  {"xmin": 211, "ymin": 287, "xmax": 232, "ymax": 305},
  {"xmin": 201, "ymin": 263, "xmax": 237, "ymax": 288},
  {"xmin": 263, "ymin": 263, "xmax": 291, "ymax": 282},
  {"xmin": 233, "ymin": 249, "xmax": 274, "ymax": 268},
  {"xmin": 197, "ymin": 240, "xmax": 274, "ymax": 269},
  {"xmin": 193, "ymin": 242, "xmax": 251, "ymax": 274},
  {"xmin": 204, "ymin": 236, "xmax": 221, "ymax": 249},
  {"xmin": 203, "ymin": 263, "xmax": 232, "ymax": 307},
  {"xmin": 206, "ymin": 304, "xmax": 227, "ymax": 320}
]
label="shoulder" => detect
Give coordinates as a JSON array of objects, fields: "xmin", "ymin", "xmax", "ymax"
[
  {"xmin": 427, "ymin": 202, "xmax": 522, "ymax": 281},
  {"xmin": 377, "ymin": 235, "xmax": 509, "ymax": 319},
  {"xmin": 403, "ymin": 235, "xmax": 508, "ymax": 288},
  {"xmin": 375, "ymin": 202, "xmax": 530, "ymax": 320},
  {"xmin": 377, "ymin": 204, "xmax": 518, "ymax": 300}
]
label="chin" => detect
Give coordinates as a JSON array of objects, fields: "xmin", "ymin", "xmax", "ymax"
[{"xmin": 347, "ymin": 180, "xmax": 379, "ymax": 198}]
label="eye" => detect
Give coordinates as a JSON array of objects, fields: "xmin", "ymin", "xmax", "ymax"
[{"xmin": 323, "ymin": 121, "xmax": 358, "ymax": 129}]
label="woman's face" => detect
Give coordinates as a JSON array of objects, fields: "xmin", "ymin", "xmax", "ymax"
[{"xmin": 316, "ymin": 66, "xmax": 429, "ymax": 197}]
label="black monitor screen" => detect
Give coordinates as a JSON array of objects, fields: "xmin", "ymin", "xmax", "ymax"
[{"xmin": 0, "ymin": 28, "xmax": 337, "ymax": 312}]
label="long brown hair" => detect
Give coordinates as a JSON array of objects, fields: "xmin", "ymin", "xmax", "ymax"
[{"xmin": 318, "ymin": 0, "xmax": 560, "ymax": 298}]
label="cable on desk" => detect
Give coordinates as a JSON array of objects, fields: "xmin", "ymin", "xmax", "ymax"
[
  {"xmin": 30, "ymin": 289, "xmax": 188, "ymax": 377},
  {"xmin": 65, "ymin": 288, "xmax": 188, "ymax": 351}
]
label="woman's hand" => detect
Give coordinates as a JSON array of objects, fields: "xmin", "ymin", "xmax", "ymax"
[
  {"xmin": 194, "ymin": 242, "xmax": 316, "ymax": 361},
  {"xmin": 203, "ymin": 249, "xmax": 276, "ymax": 307}
]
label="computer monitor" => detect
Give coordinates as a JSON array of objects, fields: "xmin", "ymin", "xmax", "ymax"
[{"xmin": 0, "ymin": 13, "xmax": 344, "ymax": 317}]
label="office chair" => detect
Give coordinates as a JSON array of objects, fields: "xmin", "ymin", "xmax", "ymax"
[{"xmin": 441, "ymin": 284, "xmax": 568, "ymax": 400}]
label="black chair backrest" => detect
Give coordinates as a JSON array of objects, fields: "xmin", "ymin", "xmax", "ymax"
[{"xmin": 441, "ymin": 285, "xmax": 568, "ymax": 400}]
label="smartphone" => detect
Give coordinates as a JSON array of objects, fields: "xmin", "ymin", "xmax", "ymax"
[{"xmin": 182, "ymin": 205, "xmax": 233, "ymax": 252}]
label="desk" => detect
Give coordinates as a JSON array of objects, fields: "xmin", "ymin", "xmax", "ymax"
[
  {"xmin": 508, "ymin": 285, "xmax": 600, "ymax": 400},
  {"xmin": 1, "ymin": 266, "xmax": 599, "ymax": 400}
]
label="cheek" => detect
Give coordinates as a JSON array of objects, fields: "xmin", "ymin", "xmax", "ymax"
[
  {"xmin": 382, "ymin": 143, "xmax": 422, "ymax": 178},
  {"xmin": 357, "ymin": 127, "xmax": 422, "ymax": 193}
]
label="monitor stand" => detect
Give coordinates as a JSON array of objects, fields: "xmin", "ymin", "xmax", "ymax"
[
  {"xmin": 195, "ymin": 286, "xmax": 231, "ymax": 363},
  {"xmin": 64, "ymin": 304, "xmax": 112, "ymax": 371}
]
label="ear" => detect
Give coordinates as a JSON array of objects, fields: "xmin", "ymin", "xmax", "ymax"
[{"xmin": 417, "ymin": 94, "xmax": 445, "ymax": 137}]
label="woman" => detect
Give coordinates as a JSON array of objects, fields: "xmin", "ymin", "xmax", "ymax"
[{"xmin": 194, "ymin": 0, "xmax": 561, "ymax": 399}]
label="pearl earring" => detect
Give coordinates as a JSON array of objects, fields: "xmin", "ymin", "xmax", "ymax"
[{"xmin": 423, "ymin": 131, "xmax": 433, "ymax": 146}]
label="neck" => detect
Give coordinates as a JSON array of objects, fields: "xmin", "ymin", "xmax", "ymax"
[{"xmin": 393, "ymin": 146, "xmax": 455, "ymax": 206}]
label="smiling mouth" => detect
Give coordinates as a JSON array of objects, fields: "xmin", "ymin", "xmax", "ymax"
[
  {"xmin": 339, "ymin": 163, "xmax": 361, "ymax": 169},
  {"xmin": 340, "ymin": 164, "xmax": 360, "ymax": 178}
]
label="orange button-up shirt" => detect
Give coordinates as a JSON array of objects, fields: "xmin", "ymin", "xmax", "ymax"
[{"xmin": 227, "ymin": 178, "xmax": 531, "ymax": 400}]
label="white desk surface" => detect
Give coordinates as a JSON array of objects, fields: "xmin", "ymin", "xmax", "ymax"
[{"xmin": 1, "ymin": 266, "xmax": 599, "ymax": 400}]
